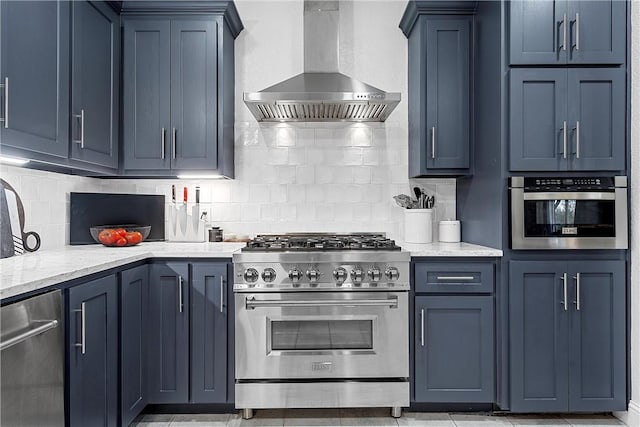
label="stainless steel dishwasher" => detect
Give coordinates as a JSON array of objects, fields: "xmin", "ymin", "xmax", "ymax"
[{"xmin": 1, "ymin": 290, "xmax": 64, "ymax": 426}]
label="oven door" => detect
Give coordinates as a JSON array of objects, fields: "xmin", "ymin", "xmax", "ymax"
[
  {"xmin": 511, "ymin": 189, "xmax": 628, "ymax": 249},
  {"xmin": 235, "ymin": 291, "xmax": 408, "ymax": 380}
]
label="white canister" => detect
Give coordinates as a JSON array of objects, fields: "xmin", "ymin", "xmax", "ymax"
[
  {"xmin": 439, "ymin": 220, "xmax": 461, "ymax": 243},
  {"xmin": 404, "ymin": 209, "xmax": 434, "ymax": 244}
]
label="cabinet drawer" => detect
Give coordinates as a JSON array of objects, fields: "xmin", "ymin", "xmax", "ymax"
[{"xmin": 414, "ymin": 263, "xmax": 494, "ymax": 294}]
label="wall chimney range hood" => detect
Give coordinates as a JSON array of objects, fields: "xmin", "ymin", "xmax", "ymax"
[{"xmin": 243, "ymin": 1, "xmax": 401, "ymax": 122}]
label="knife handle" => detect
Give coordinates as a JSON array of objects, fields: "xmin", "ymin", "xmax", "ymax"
[
  {"xmin": 183, "ymin": 187, "xmax": 188, "ymax": 204},
  {"xmin": 171, "ymin": 185, "xmax": 176, "ymax": 203}
]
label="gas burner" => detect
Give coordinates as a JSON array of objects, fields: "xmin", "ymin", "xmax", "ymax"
[{"xmin": 241, "ymin": 233, "xmax": 401, "ymax": 252}]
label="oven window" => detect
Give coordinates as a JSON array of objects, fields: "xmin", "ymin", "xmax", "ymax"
[
  {"xmin": 271, "ymin": 320, "xmax": 373, "ymax": 351},
  {"xmin": 523, "ymin": 199, "xmax": 615, "ymax": 237}
]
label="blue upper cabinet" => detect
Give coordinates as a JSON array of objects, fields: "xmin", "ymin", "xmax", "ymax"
[
  {"xmin": 401, "ymin": 3, "xmax": 474, "ymax": 177},
  {"xmin": 70, "ymin": 1, "xmax": 120, "ymax": 169},
  {"xmin": 122, "ymin": 2, "xmax": 243, "ymax": 178},
  {"xmin": 0, "ymin": 1, "xmax": 70, "ymax": 158},
  {"xmin": 510, "ymin": 68, "xmax": 625, "ymax": 172},
  {"xmin": 510, "ymin": 0, "xmax": 626, "ymax": 65}
]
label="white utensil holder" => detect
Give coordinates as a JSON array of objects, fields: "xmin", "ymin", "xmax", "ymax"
[
  {"xmin": 167, "ymin": 203, "xmax": 206, "ymax": 242},
  {"xmin": 404, "ymin": 209, "xmax": 433, "ymax": 244}
]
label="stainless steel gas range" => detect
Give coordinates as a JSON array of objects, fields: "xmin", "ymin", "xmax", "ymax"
[{"xmin": 233, "ymin": 233, "xmax": 410, "ymax": 419}]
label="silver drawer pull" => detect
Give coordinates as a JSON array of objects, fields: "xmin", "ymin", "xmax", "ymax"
[
  {"xmin": 435, "ymin": 276, "xmax": 475, "ymax": 281},
  {"xmin": 178, "ymin": 276, "xmax": 184, "ymax": 313},
  {"xmin": 0, "ymin": 77, "xmax": 7, "ymax": 128},
  {"xmin": 74, "ymin": 303, "xmax": 86, "ymax": 354},
  {"xmin": 420, "ymin": 309, "xmax": 425, "ymax": 347},
  {"xmin": 0, "ymin": 320, "xmax": 58, "ymax": 351},
  {"xmin": 73, "ymin": 110, "xmax": 85, "ymax": 148},
  {"xmin": 161, "ymin": 128, "xmax": 166, "ymax": 159},
  {"xmin": 573, "ymin": 273, "xmax": 581, "ymax": 311},
  {"xmin": 561, "ymin": 272, "xmax": 568, "ymax": 311},
  {"xmin": 246, "ymin": 297, "xmax": 398, "ymax": 310},
  {"xmin": 431, "ymin": 126, "xmax": 436, "ymax": 159},
  {"xmin": 220, "ymin": 276, "xmax": 224, "ymax": 313}
]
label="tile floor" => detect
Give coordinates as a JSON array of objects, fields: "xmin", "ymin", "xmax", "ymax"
[{"xmin": 131, "ymin": 409, "xmax": 627, "ymax": 427}]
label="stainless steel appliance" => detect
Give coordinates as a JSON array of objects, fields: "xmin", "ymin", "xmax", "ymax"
[
  {"xmin": 510, "ymin": 176, "xmax": 628, "ymax": 250},
  {"xmin": 233, "ymin": 233, "xmax": 410, "ymax": 419},
  {"xmin": 1, "ymin": 290, "xmax": 64, "ymax": 426}
]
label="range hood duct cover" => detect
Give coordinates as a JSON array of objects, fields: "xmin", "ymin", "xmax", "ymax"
[{"xmin": 243, "ymin": 1, "xmax": 400, "ymax": 122}]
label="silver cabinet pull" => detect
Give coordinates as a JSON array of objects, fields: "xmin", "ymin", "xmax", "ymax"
[
  {"xmin": 575, "ymin": 13, "xmax": 580, "ymax": 50},
  {"xmin": 431, "ymin": 126, "xmax": 436, "ymax": 159},
  {"xmin": 562, "ymin": 121, "xmax": 567, "ymax": 159},
  {"xmin": 420, "ymin": 309, "xmax": 425, "ymax": 347},
  {"xmin": 161, "ymin": 128, "xmax": 166, "ymax": 159},
  {"xmin": 560, "ymin": 14, "xmax": 567, "ymax": 51},
  {"xmin": 73, "ymin": 109, "xmax": 85, "ymax": 148},
  {"xmin": 435, "ymin": 276, "xmax": 475, "ymax": 281},
  {"xmin": 0, "ymin": 320, "xmax": 58, "ymax": 351},
  {"xmin": 561, "ymin": 273, "xmax": 568, "ymax": 311},
  {"xmin": 74, "ymin": 302, "xmax": 86, "ymax": 354},
  {"xmin": 573, "ymin": 272, "xmax": 581, "ymax": 311},
  {"xmin": 0, "ymin": 77, "xmax": 7, "ymax": 128},
  {"xmin": 575, "ymin": 121, "xmax": 580, "ymax": 159},
  {"xmin": 178, "ymin": 276, "xmax": 184, "ymax": 313},
  {"xmin": 172, "ymin": 128, "xmax": 177, "ymax": 159},
  {"xmin": 220, "ymin": 276, "xmax": 224, "ymax": 313}
]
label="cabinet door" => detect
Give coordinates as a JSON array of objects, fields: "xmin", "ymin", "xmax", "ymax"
[
  {"xmin": 567, "ymin": 261, "xmax": 625, "ymax": 412},
  {"xmin": 70, "ymin": 1, "xmax": 119, "ymax": 169},
  {"xmin": 191, "ymin": 263, "xmax": 228, "ymax": 403},
  {"xmin": 148, "ymin": 262, "xmax": 189, "ymax": 403},
  {"xmin": 567, "ymin": 1, "xmax": 626, "ymax": 65},
  {"xmin": 510, "ymin": 69, "xmax": 568, "ymax": 171},
  {"xmin": 567, "ymin": 68, "xmax": 625, "ymax": 171},
  {"xmin": 509, "ymin": 261, "xmax": 569, "ymax": 412},
  {"xmin": 0, "ymin": 1, "xmax": 69, "ymax": 157},
  {"xmin": 123, "ymin": 19, "xmax": 171, "ymax": 170},
  {"xmin": 120, "ymin": 265, "xmax": 149, "ymax": 426},
  {"xmin": 424, "ymin": 17, "xmax": 470, "ymax": 170},
  {"xmin": 68, "ymin": 275, "xmax": 118, "ymax": 427},
  {"xmin": 170, "ymin": 19, "xmax": 218, "ymax": 171},
  {"xmin": 510, "ymin": 0, "xmax": 567, "ymax": 65},
  {"xmin": 414, "ymin": 296, "xmax": 494, "ymax": 403}
]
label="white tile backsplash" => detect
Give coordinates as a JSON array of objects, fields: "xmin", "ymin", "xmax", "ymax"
[{"xmin": 0, "ymin": 0, "xmax": 456, "ymax": 250}]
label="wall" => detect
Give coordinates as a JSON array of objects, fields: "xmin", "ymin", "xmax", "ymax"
[
  {"xmin": 616, "ymin": 1, "xmax": 640, "ymax": 425},
  {"xmin": 0, "ymin": 0, "xmax": 456, "ymax": 250}
]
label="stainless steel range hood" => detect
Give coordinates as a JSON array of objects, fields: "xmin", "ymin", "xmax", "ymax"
[{"xmin": 243, "ymin": 1, "xmax": 400, "ymax": 123}]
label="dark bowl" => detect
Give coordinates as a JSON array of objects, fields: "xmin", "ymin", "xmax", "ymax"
[{"xmin": 89, "ymin": 224, "xmax": 151, "ymax": 247}]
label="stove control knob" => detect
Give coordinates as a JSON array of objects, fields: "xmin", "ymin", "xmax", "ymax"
[
  {"xmin": 262, "ymin": 268, "xmax": 276, "ymax": 282},
  {"xmin": 333, "ymin": 267, "xmax": 347, "ymax": 284},
  {"xmin": 288, "ymin": 268, "xmax": 303, "ymax": 283},
  {"xmin": 243, "ymin": 268, "xmax": 259, "ymax": 283},
  {"xmin": 385, "ymin": 267, "xmax": 400, "ymax": 281},
  {"xmin": 306, "ymin": 268, "xmax": 321, "ymax": 282},
  {"xmin": 351, "ymin": 267, "xmax": 364, "ymax": 284},
  {"xmin": 368, "ymin": 267, "xmax": 382, "ymax": 282}
]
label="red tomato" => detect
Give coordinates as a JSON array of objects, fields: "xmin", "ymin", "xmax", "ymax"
[
  {"xmin": 114, "ymin": 228, "xmax": 127, "ymax": 238},
  {"xmin": 125, "ymin": 231, "xmax": 143, "ymax": 245},
  {"xmin": 114, "ymin": 237, "xmax": 128, "ymax": 247},
  {"xmin": 98, "ymin": 229, "xmax": 116, "ymax": 245}
]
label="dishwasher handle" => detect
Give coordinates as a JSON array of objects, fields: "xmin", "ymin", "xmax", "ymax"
[{"xmin": 0, "ymin": 320, "xmax": 59, "ymax": 351}]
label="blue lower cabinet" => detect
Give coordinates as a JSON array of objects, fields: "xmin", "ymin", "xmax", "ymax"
[
  {"xmin": 120, "ymin": 265, "xmax": 149, "ymax": 426},
  {"xmin": 148, "ymin": 262, "xmax": 190, "ymax": 404},
  {"xmin": 68, "ymin": 274, "xmax": 118, "ymax": 427},
  {"xmin": 509, "ymin": 260, "xmax": 626, "ymax": 412},
  {"xmin": 414, "ymin": 295, "xmax": 494, "ymax": 403},
  {"xmin": 191, "ymin": 263, "xmax": 228, "ymax": 403}
]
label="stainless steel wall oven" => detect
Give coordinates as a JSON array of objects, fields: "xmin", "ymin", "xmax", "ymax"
[{"xmin": 510, "ymin": 176, "xmax": 628, "ymax": 250}]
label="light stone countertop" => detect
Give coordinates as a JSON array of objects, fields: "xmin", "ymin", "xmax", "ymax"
[
  {"xmin": 0, "ymin": 241, "xmax": 502, "ymax": 301},
  {"xmin": 0, "ymin": 242, "xmax": 246, "ymax": 300}
]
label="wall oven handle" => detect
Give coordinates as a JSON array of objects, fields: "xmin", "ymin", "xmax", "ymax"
[
  {"xmin": 420, "ymin": 308, "xmax": 425, "ymax": 347},
  {"xmin": 523, "ymin": 192, "xmax": 615, "ymax": 201},
  {"xmin": 0, "ymin": 320, "xmax": 58, "ymax": 351},
  {"xmin": 245, "ymin": 297, "xmax": 398, "ymax": 309}
]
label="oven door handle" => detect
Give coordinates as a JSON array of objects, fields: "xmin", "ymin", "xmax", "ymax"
[
  {"xmin": 245, "ymin": 297, "xmax": 398, "ymax": 309},
  {"xmin": 523, "ymin": 192, "xmax": 615, "ymax": 201}
]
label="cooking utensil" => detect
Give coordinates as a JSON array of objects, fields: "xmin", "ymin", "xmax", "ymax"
[
  {"xmin": 426, "ymin": 196, "xmax": 435, "ymax": 209},
  {"xmin": 393, "ymin": 194, "xmax": 416, "ymax": 209}
]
